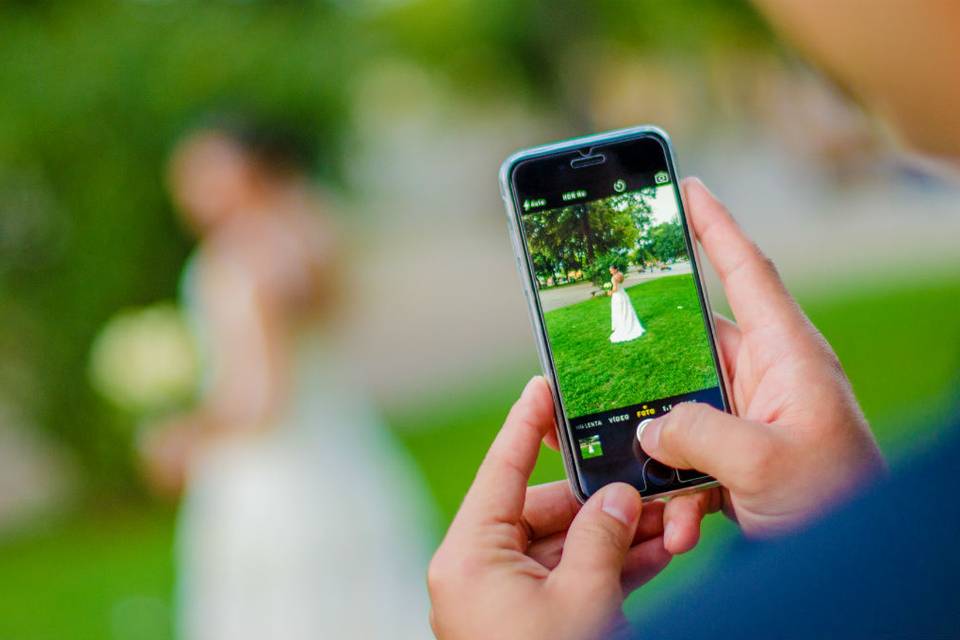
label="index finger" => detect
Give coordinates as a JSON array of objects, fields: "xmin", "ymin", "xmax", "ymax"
[
  {"xmin": 683, "ymin": 177, "xmax": 806, "ymax": 337},
  {"xmin": 452, "ymin": 376, "xmax": 555, "ymax": 532}
]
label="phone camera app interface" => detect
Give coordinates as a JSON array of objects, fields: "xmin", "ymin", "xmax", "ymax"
[{"xmin": 518, "ymin": 153, "xmax": 723, "ymax": 496}]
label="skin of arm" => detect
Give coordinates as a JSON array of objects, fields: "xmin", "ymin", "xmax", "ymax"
[
  {"xmin": 136, "ymin": 235, "xmax": 287, "ymax": 496},
  {"xmin": 195, "ymin": 238, "xmax": 287, "ymax": 432}
]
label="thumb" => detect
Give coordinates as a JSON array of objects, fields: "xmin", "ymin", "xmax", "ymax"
[
  {"xmin": 640, "ymin": 403, "xmax": 775, "ymax": 492},
  {"xmin": 553, "ymin": 483, "xmax": 641, "ymax": 598}
]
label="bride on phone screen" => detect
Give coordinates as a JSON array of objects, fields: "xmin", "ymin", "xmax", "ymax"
[{"xmin": 608, "ymin": 265, "xmax": 645, "ymax": 343}]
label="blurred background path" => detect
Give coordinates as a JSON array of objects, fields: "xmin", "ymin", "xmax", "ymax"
[{"xmin": 538, "ymin": 262, "xmax": 693, "ymax": 312}]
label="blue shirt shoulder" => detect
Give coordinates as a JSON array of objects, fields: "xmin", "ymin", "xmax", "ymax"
[{"xmin": 641, "ymin": 417, "xmax": 960, "ymax": 639}]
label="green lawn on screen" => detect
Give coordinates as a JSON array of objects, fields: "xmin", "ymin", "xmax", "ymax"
[{"xmin": 544, "ymin": 274, "xmax": 719, "ymax": 417}]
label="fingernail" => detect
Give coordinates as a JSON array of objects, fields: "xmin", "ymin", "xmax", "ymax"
[
  {"xmin": 664, "ymin": 521, "xmax": 677, "ymax": 550},
  {"xmin": 601, "ymin": 483, "xmax": 640, "ymax": 526},
  {"xmin": 521, "ymin": 376, "xmax": 542, "ymax": 398},
  {"xmin": 640, "ymin": 418, "xmax": 663, "ymax": 452},
  {"xmin": 688, "ymin": 176, "xmax": 711, "ymax": 195}
]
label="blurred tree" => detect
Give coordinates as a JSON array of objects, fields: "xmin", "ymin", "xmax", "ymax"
[{"xmin": 369, "ymin": 0, "xmax": 771, "ymax": 125}]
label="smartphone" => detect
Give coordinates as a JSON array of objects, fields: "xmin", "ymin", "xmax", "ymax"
[{"xmin": 499, "ymin": 126, "xmax": 731, "ymax": 501}]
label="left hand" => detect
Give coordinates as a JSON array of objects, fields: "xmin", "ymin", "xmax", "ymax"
[{"xmin": 428, "ymin": 377, "xmax": 672, "ymax": 640}]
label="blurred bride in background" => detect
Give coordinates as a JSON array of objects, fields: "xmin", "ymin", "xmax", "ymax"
[{"xmin": 141, "ymin": 115, "xmax": 433, "ymax": 639}]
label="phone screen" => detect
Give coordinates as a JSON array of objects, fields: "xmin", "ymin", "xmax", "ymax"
[{"xmin": 510, "ymin": 133, "xmax": 727, "ymax": 497}]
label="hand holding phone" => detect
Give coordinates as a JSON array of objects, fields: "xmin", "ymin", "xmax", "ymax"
[
  {"xmin": 428, "ymin": 377, "xmax": 671, "ymax": 640},
  {"xmin": 638, "ymin": 178, "xmax": 886, "ymax": 547},
  {"xmin": 427, "ymin": 168, "xmax": 887, "ymax": 640},
  {"xmin": 501, "ymin": 127, "xmax": 732, "ymax": 502}
]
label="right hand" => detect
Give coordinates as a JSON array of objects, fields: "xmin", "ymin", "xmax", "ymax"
[{"xmin": 641, "ymin": 178, "xmax": 885, "ymax": 551}]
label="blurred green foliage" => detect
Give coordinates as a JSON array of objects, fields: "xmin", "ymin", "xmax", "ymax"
[
  {"xmin": 374, "ymin": 0, "xmax": 769, "ymax": 116},
  {"xmin": 0, "ymin": 0, "xmax": 357, "ymax": 492}
]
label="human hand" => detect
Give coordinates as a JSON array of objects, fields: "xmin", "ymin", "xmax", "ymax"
[
  {"xmin": 428, "ymin": 377, "xmax": 672, "ymax": 640},
  {"xmin": 138, "ymin": 419, "xmax": 193, "ymax": 498},
  {"xmin": 643, "ymin": 177, "xmax": 885, "ymax": 551},
  {"xmin": 138, "ymin": 410, "xmax": 217, "ymax": 498}
]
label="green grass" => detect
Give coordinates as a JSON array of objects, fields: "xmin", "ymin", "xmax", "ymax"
[
  {"xmin": 0, "ymin": 506, "xmax": 176, "ymax": 640},
  {"xmin": 544, "ymin": 275, "xmax": 718, "ymax": 417},
  {"xmin": 0, "ymin": 276, "xmax": 957, "ymax": 637},
  {"xmin": 802, "ymin": 279, "xmax": 960, "ymax": 451}
]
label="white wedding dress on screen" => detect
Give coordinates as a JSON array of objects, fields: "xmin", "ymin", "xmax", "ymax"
[{"xmin": 610, "ymin": 275, "xmax": 645, "ymax": 343}]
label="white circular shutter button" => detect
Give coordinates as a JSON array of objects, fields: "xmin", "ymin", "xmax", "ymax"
[{"xmin": 636, "ymin": 418, "xmax": 654, "ymax": 443}]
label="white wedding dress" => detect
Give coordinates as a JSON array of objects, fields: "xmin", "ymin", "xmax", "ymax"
[
  {"xmin": 175, "ymin": 256, "xmax": 434, "ymax": 640},
  {"xmin": 610, "ymin": 283, "xmax": 645, "ymax": 343}
]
